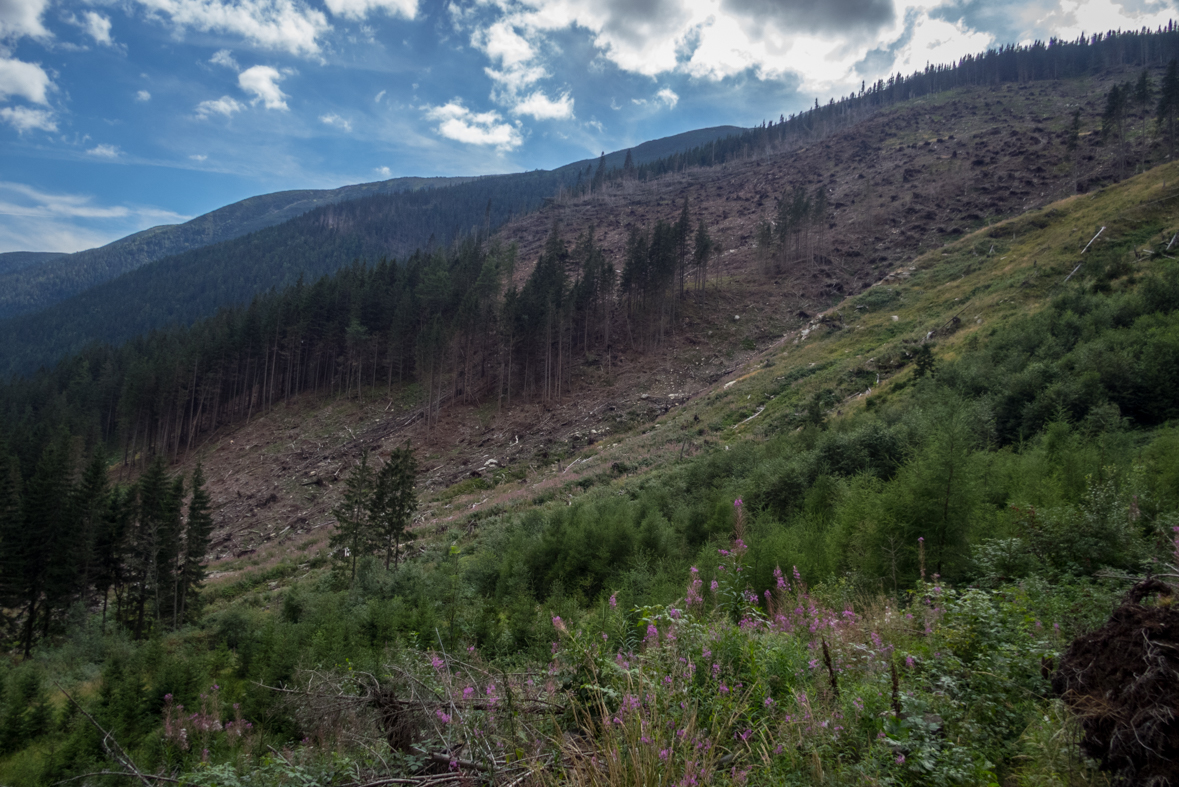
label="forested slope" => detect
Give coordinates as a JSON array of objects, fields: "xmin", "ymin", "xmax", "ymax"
[
  {"xmin": 2, "ymin": 137, "xmax": 1178, "ymax": 787},
  {"xmin": 0, "ymin": 176, "xmax": 480, "ymax": 321},
  {"xmin": 9, "ymin": 27, "xmax": 1179, "ymax": 380},
  {"xmin": 0, "ymin": 127, "xmax": 747, "ymax": 328}
]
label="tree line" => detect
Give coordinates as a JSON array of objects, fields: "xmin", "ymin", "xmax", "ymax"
[
  {"xmin": 0, "ymin": 204, "xmax": 717, "ymax": 474},
  {"xmin": 582, "ymin": 26, "xmax": 1179, "ymax": 188}
]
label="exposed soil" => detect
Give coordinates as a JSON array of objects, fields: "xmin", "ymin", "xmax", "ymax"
[
  {"xmin": 1053, "ymin": 580, "xmax": 1179, "ymax": 787},
  {"xmin": 500, "ymin": 75, "xmax": 1139, "ymax": 304},
  {"xmin": 169, "ymin": 73, "xmax": 1149, "ymax": 583}
]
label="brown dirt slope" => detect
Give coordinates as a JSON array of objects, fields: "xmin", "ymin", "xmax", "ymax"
[{"xmin": 174, "ymin": 72, "xmax": 1152, "ymax": 584}]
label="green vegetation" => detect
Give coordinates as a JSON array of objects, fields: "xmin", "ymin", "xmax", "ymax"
[
  {"xmin": 7, "ymin": 31, "xmax": 1179, "ymax": 787},
  {"xmin": 2, "ymin": 147, "xmax": 1179, "ymax": 786}
]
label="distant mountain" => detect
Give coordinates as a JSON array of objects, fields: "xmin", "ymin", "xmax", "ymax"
[
  {"xmin": 556, "ymin": 126, "xmax": 745, "ymax": 174},
  {"xmin": 0, "ymin": 251, "xmax": 63, "ymax": 277},
  {"xmin": 0, "ymin": 129, "xmax": 746, "ymax": 324},
  {"xmin": 0, "ymin": 126, "xmax": 746, "ymax": 376},
  {"xmin": 0, "ymin": 175, "xmax": 478, "ymax": 321}
]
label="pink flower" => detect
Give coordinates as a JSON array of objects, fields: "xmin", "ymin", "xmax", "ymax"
[
  {"xmin": 644, "ymin": 624, "xmax": 660, "ymax": 647},
  {"xmin": 609, "ymin": 593, "xmax": 617, "ymax": 609}
]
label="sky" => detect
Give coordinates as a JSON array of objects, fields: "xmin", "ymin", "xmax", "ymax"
[{"xmin": 1, "ymin": 0, "xmax": 1177, "ymax": 253}]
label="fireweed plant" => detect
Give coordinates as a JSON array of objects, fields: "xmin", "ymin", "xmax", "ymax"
[{"xmin": 534, "ymin": 503, "xmax": 1111, "ymax": 787}]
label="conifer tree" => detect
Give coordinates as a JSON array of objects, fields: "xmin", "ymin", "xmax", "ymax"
[
  {"xmin": 177, "ymin": 462, "xmax": 213, "ymax": 625},
  {"xmin": 0, "ymin": 450, "xmax": 24, "ymax": 646},
  {"xmin": 372, "ymin": 445, "xmax": 418, "ymax": 570},
  {"xmin": 93, "ymin": 486, "xmax": 131, "ymax": 630},
  {"xmin": 1102, "ymin": 83, "xmax": 1129, "ymax": 179},
  {"xmin": 331, "ymin": 450, "xmax": 375, "ymax": 582},
  {"xmin": 676, "ymin": 198, "xmax": 691, "ymax": 298},
  {"xmin": 127, "ymin": 457, "xmax": 169, "ymax": 638},
  {"xmin": 693, "ymin": 219, "xmax": 714, "ymax": 290},
  {"xmin": 160, "ymin": 475, "xmax": 185, "ymax": 626},
  {"xmin": 1157, "ymin": 59, "xmax": 1179, "ymax": 159},
  {"xmin": 11, "ymin": 441, "xmax": 72, "ymax": 655},
  {"xmin": 70, "ymin": 452, "xmax": 110, "ymax": 610},
  {"xmin": 1133, "ymin": 68, "xmax": 1153, "ymax": 172},
  {"xmin": 591, "ymin": 152, "xmax": 606, "ymax": 193},
  {"xmin": 1066, "ymin": 109, "xmax": 1082, "ymax": 193}
]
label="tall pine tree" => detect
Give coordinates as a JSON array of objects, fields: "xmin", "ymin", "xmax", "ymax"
[{"xmin": 177, "ymin": 462, "xmax": 213, "ymax": 626}]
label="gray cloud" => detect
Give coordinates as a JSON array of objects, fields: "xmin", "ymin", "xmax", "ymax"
[
  {"xmin": 930, "ymin": 0, "xmax": 1052, "ymax": 45},
  {"xmin": 721, "ymin": 0, "xmax": 895, "ymax": 38},
  {"xmin": 597, "ymin": 0, "xmax": 687, "ymax": 49}
]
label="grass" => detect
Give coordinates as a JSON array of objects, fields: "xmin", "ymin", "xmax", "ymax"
[{"xmin": 661, "ymin": 161, "xmax": 1179, "ymax": 446}]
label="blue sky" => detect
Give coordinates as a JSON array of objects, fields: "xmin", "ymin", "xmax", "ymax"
[{"xmin": 1, "ymin": 0, "xmax": 1176, "ymax": 253}]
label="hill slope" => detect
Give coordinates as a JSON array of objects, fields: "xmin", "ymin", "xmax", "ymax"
[
  {"xmin": 0, "ymin": 128, "xmax": 745, "ymax": 327},
  {"xmin": 0, "ymin": 175, "xmax": 477, "ymax": 321}
]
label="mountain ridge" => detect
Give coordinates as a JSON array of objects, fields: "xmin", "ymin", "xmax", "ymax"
[{"xmin": 0, "ymin": 127, "xmax": 746, "ymax": 324}]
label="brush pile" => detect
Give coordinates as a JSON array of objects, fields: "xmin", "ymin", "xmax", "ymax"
[{"xmin": 1053, "ymin": 579, "xmax": 1179, "ymax": 787}]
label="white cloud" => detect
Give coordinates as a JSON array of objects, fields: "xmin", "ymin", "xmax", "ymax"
[
  {"xmin": 320, "ymin": 111, "xmax": 351, "ymax": 130},
  {"xmin": 238, "ymin": 64, "xmax": 289, "ymax": 109},
  {"xmin": 1031, "ymin": 0, "xmax": 1175, "ymax": 41},
  {"xmin": 136, "ymin": 89, "xmax": 152, "ymax": 101},
  {"xmin": 86, "ymin": 143, "xmax": 121, "ymax": 157},
  {"xmin": 473, "ymin": 18, "xmax": 547, "ymax": 98},
  {"xmin": 424, "ymin": 100, "xmax": 522, "ymax": 149},
  {"xmin": 132, "ymin": 0, "xmax": 330, "ymax": 57},
  {"xmin": 210, "ymin": 48, "xmax": 239, "ymax": 68},
  {"xmin": 374, "ymin": 89, "xmax": 385, "ymax": 102},
  {"xmin": 82, "ymin": 11, "xmax": 114, "ymax": 45},
  {"xmin": 323, "ymin": 0, "xmax": 416, "ymax": 21},
  {"xmin": 0, "ymin": 0, "xmax": 51, "ymax": 40},
  {"xmin": 449, "ymin": 0, "xmax": 1115, "ymax": 102},
  {"xmin": 0, "ymin": 181, "xmax": 190, "ymax": 253},
  {"xmin": 655, "ymin": 87, "xmax": 678, "ymax": 108},
  {"xmin": 0, "ymin": 182, "xmax": 146, "ymax": 219},
  {"xmin": 190, "ymin": 153, "xmax": 207, "ymax": 160},
  {"xmin": 196, "ymin": 95, "xmax": 244, "ymax": 117},
  {"xmin": 512, "ymin": 89, "xmax": 572, "ymax": 120},
  {"xmin": 0, "ymin": 55, "xmax": 52, "ymax": 104},
  {"xmin": 0, "ymin": 104, "xmax": 55, "ymax": 131},
  {"xmin": 375, "ymin": 165, "xmax": 391, "ymax": 176}
]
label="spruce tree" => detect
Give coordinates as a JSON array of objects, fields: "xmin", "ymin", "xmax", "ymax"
[
  {"xmin": 93, "ymin": 486, "xmax": 131, "ymax": 631},
  {"xmin": 12, "ymin": 441, "xmax": 72, "ymax": 654},
  {"xmin": 70, "ymin": 452, "xmax": 110, "ymax": 610},
  {"xmin": 1158, "ymin": 59, "xmax": 1179, "ymax": 159},
  {"xmin": 330, "ymin": 450, "xmax": 375, "ymax": 582},
  {"xmin": 0, "ymin": 450, "xmax": 24, "ymax": 646},
  {"xmin": 372, "ymin": 444, "xmax": 418, "ymax": 570},
  {"xmin": 177, "ymin": 462, "xmax": 213, "ymax": 625},
  {"xmin": 1133, "ymin": 69, "xmax": 1153, "ymax": 172},
  {"xmin": 127, "ymin": 457, "xmax": 169, "ymax": 638},
  {"xmin": 693, "ymin": 219, "xmax": 714, "ymax": 290}
]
